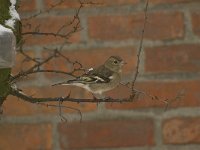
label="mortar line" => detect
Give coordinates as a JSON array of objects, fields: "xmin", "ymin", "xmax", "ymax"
[{"xmin": 52, "ymin": 122, "xmax": 61, "ymax": 150}]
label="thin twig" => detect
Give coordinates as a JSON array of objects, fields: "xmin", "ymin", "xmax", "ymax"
[
  {"xmin": 37, "ymin": 101, "xmax": 82, "ymax": 122},
  {"xmin": 7, "ymin": 0, "xmax": 184, "ymax": 120},
  {"xmin": 131, "ymin": 0, "xmax": 149, "ymax": 91},
  {"xmin": 11, "ymin": 50, "xmax": 58, "ymax": 82},
  {"xmin": 23, "ymin": 0, "xmax": 65, "ymax": 20},
  {"xmin": 19, "ymin": 69, "xmax": 76, "ymax": 77}
]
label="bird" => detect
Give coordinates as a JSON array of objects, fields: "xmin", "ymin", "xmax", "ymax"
[{"xmin": 52, "ymin": 56, "xmax": 126, "ymax": 98}]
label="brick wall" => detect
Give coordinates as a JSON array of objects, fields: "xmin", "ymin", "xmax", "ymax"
[{"xmin": 1, "ymin": 0, "xmax": 200, "ymax": 149}]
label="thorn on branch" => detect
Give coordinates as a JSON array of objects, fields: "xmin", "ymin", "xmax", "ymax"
[{"xmin": 9, "ymin": 0, "xmax": 184, "ymax": 122}]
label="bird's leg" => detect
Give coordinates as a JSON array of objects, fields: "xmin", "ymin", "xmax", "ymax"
[
  {"xmin": 94, "ymin": 93, "xmax": 112, "ymax": 101},
  {"xmin": 102, "ymin": 96, "xmax": 112, "ymax": 101},
  {"xmin": 92, "ymin": 93, "xmax": 98, "ymax": 100},
  {"xmin": 92, "ymin": 93, "xmax": 102, "ymax": 107},
  {"xmin": 96, "ymin": 93, "xmax": 112, "ymax": 101}
]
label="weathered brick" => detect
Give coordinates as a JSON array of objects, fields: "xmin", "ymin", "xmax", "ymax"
[
  {"xmin": 4, "ymin": 86, "xmax": 96, "ymax": 116},
  {"xmin": 150, "ymin": 0, "xmax": 200, "ymax": 5},
  {"xmin": 192, "ymin": 12, "xmax": 200, "ymax": 37},
  {"xmin": 11, "ymin": 51, "xmax": 36, "ymax": 81},
  {"xmin": 58, "ymin": 119, "xmax": 154, "ymax": 149},
  {"xmin": 43, "ymin": 47, "xmax": 137, "ymax": 78},
  {"xmin": 0, "ymin": 123, "xmax": 52, "ymax": 150},
  {"xmin": 145, "ymin": 44, "xmax": 200, "ymax": 73},
  {"xmin": 106, "ymin": 81, "xmax": 200, "ymax": 109},
  {"xmin": 12, "ymin": 51, "xmax": 36, "ymax": 75},
  {"xmin": 88, "ymin": 12, "xmax": 184, "ymax": 41},
  {"xmin": 5, "ymin": 0, "xmax": 200, "ymax": 149},
  {"xmin": 18, "ymin": 0, "xmax": 36, "ymax": 12},
  {"xmin": 22, "ymin": 16, "xmax": 80, "ymax": 46},
  {"xmin": 163, "ymin": 117, "xmax": 200, "ymax": 144},
  {"xmin": 44, "ymin": 0, "xmax": 139, "ymax": 9}
]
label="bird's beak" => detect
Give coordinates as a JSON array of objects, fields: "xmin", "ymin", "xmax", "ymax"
[{"xmin": 121, "ymin": 61, "xmax": 127, "ymax": 65}]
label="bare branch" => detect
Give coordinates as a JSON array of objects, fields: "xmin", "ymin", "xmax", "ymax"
[
  {"xmin": 131, "ymin": 0, "xmax": 149, "ymax": 91},
  {"xmin": 22, "ymin": 69, "xmax": 76, "ymax": 77},
  {"xmin": 11, "ymin": 49, "xmax": 58, "ymax": 82},
  {"xmin": 23, "ymin": 0, "xmax": 65, "ymax": 21},
  {"xmin": 10, "ymin": 87, "xmax": 136, "ymax": 103},
  {"xmin": 37, "ymin": 101, "xmax": 82, "ymax": 122},
  {"xmin": 5, "ymin": 0, "xmax": 184, "ymax": 120}
]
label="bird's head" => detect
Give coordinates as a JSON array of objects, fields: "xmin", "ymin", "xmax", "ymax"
[{"xmin": 104, "ymin": 56, "xmax": 126, "ymax": 72}]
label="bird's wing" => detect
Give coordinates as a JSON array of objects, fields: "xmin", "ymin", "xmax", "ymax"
[
  {"xmin": 86, "ymin": 65, "xmax": 114, "ymax": 83},
  {"xmin": 68, "ymin": 65, "xmax": 114, "ymax": 84},
  {"xmin": 53, "ymin": 65, "xmax": 114, "ymax": 86},
  {"xmin": 79, "ymin": 75, "xmax": 108, "ymax": 83}
]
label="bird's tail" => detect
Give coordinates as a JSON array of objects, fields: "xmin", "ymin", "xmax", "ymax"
[{"xmin": 52, "ymin": 79, "xmax": 77, "ymax": 86}]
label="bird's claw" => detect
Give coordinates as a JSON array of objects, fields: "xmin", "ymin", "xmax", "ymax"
[
  {"xmin": 92, "ymin": 94, "xmax": 98, "ymax": 100},
  {"xmin": 103, "ymin": 96, "xmax": 112, "ymax": 101}
]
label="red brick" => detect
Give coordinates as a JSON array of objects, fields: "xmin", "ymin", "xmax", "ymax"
[
  {"xmin": 43, "ymin": 47, "xmax": 136, "ymax": 78},
  {"xmin": 18, "ymin": 0, "xmax": 36, "ymax": 12},
  {"xmin": 11, "ymin": 51, "xmax": 37, "ymax": 81},
  {"xmin": 163, "ymin": 117, "xmax": 200, "ymax": 144},
  {"xmin": 0, "ymin": 123, "xmax": 52, "ymax": 150},
  {"xmin": 4, "ymin": 86, "xmax": 96, "ymax": 116},
  {"xmin": 192, "ymin": 12, "xmax": 200, "ymax": 37},
  {"xmin": 12, "ymin": 51, "xmax": 36, "ymax": 74},
  {"xmin": 44, "ymin": 0, "xmax": 139, "ymax": 9},
  {"xmin": 106, "ymin": 81, "xmax": 200, "ymax": 109},
  {"xmin": 58, "ymin": 119, "xmax": 154, "ymax": 149},
  {"xmin": 150, "ymin": 0, "xmax": 200, "ymax": 5},
  {"xmin": 145, "ymin": 44, "xmax": 200, "ymax": 73},
  {"xmin": 88, "ymin": 12, "xmax": 184, "ymax": 41},
  {"xmin": 22, "ymin": 16, "xmax": 80, "ymax": 46}
]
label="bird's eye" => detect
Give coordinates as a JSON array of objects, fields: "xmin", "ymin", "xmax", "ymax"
[{"xmin": 113, "ymin": 60, "xmax": 118, "ymax": 64}]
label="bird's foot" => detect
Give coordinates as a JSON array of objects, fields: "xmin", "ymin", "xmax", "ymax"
[
  {"xmin": 92, "ymin": 94, "xmax": 99, "ymax": 101},
  {"xmin": 103, "ymin": 96, "xmax": 112, "ymax": 101}
]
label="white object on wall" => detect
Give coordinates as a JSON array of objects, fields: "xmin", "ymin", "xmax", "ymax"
[{"xmin": 0, "ymin": 24, "xmax": 16, "ymax": 68}]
